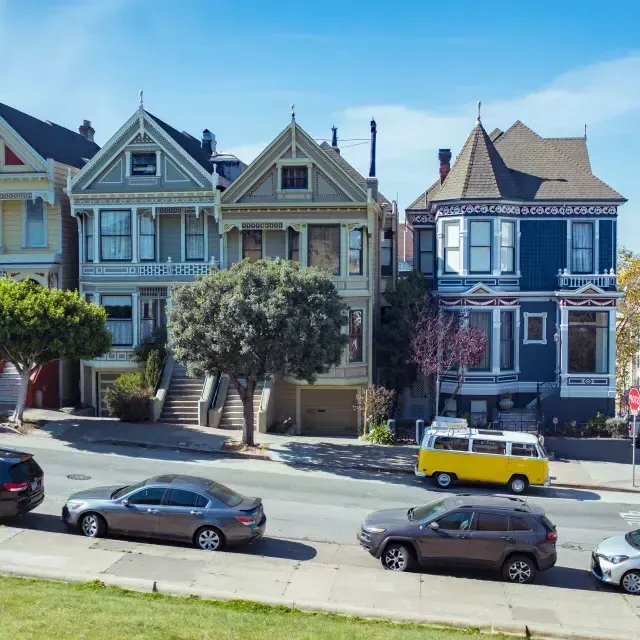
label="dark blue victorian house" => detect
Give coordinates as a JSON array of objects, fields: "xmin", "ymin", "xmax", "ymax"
[{"xmin": 406, "ymin": 113, "xmax": 626, "ymax": 427}]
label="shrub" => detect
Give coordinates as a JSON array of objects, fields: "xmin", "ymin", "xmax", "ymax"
[
  {"xmin": 132, "ymin": 327, "xmax": 167, "ymax": 364},
  {"xmin": 104, "ymin": 373, "xmax": 151, "ymax": 422},
  {"xmin": 145, "ymin": 349, "xmax": 162, "ymax": 390},
  {"xmin": 605, "ymin": 417, "xmax": 628, "ymax": 438},
  {"xmin": 269, "ymin": 417, "xmax": 293, "ymax": 435},
  {"xmin": 584, "ymin": 412, "xmax": 607, "ymax": 437},
  {"xmin": 365, "ymin": 423, "xmax": 395, "ymax": 445}
]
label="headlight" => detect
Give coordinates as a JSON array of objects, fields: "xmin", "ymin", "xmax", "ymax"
[
  {"xmin": 67, "ymin": 501, "xmax": 85, "ymax": 510},
  {"xmin": 603, "ymin": 555, "xmax": 629, "ymax": 564},
  {"xmin": 363, "ymin": 525, "xmax": 386, "ymax": 534}
]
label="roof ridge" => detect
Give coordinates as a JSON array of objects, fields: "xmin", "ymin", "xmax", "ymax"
[{"xmin": 461, "ymin": 125, "xmax": 481, "ymax": 195}]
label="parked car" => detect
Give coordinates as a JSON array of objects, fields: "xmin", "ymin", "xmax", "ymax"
[
  {"xmin": 591, "ymin": 530, "xmax": 640, "ymax": 594},
  {"xmin": 62, "ymin": 474, "xmax": 265, "ymax": 551},
  {"xmin": 357, "ymin": 494, "xmax": 557, "ymax": 583},
  {"xmin": 0, "ymin": 448, "xmax": 44, "ymax": 518}
]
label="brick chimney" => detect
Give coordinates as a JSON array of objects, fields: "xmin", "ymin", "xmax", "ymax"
[
  {"xmin": 439, "ymin": 148, "xmax": 452, "ymax": 184},
  {"xmin": 78, "ymin": 120, "xmax": 95, "ymax": 142}
]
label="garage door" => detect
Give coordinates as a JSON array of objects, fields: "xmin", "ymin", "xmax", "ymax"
[{"xmin": 301, "ymin": 389, "xmax": 358, "ymax": 436}]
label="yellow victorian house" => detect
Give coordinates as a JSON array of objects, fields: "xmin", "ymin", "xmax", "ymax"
[{"xmin": 0, "ymin": 103, "xmax": 99, "ymax": 407}]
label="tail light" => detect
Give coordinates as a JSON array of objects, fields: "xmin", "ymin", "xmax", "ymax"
[
  {"xmin": 546, "ymin": 531, "xmax": 557, "ymax": 541},
  {"xmin": 235, "ymin": 515, "xmax": 255, "ymax": 525},
  {"xmin": 3, "ymin": 482, "xmax": 28, "ymax": 492}
]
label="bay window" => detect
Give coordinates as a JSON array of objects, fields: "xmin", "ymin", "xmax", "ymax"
[
  {"xmin": 469, "ymin": 221, "xmax": 491, "ymax": 273},
  {"xmin": 185, "ymin": 214, "xmax": 204, "ymax": 260},
  {"xmin": 568, "ymin": 311, "xmax": 608, "ymax": 373},
  {"xmin": 500, "ymin": 221, "xmax": 515, "ymax": 273},
  {"xmin": 139, "ymin": 213, "xmax": 156, "ymax": 261},
  {"xmin": 444, "ymin": 221, "xmax": 460, "ymax": 273},
  {"xmin": 500, "ymin": 310, "xmax": 514, "ymax": 370},
  {"xmin": 25, "ymin": 197, "xmax": 45, "ymax": 247},
  {"xmin": 349, "ymin": 229, "xmax": 363, "ymax": 276},
  {"xmin": 572, "ymin": 222, "xmax": 594, "ymax": 273},
  {"xmin": 308, "ymin": 225, "xmax": 340, "ymax": 275},
  {"xmin": 242, "ymin": 230, "xmax": 262, "ymax": 262},
  {"xmin": 469, "ymin": 311, "xmax": 491, "ymax": 370},
  {"xmin": 348, "ymin": 309, "xmax": 363, "ymax": 363},
  {"xmin": 102, "ymin": 295, "xmax": 133, "ymax": 346},
  {"xmin": 418, "ymin": 228, "xmax": 434, "ymax": 275},
  {"xmin": 85, "ymin": 215, "xmax": 94, "ymax": 262},
  {"xmin": 100, "ymin": 211, "xmax": 132, "ymax": 261}
]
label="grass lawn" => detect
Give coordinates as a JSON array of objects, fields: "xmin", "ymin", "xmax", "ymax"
[{"xmin": 0, "ymin": 575, "xmax": 501, "ymax": 640}]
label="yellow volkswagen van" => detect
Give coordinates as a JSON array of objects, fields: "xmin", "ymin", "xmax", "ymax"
[{"xmin": 415, "ymin": 418, "xmax": 550, "ymax": 494}]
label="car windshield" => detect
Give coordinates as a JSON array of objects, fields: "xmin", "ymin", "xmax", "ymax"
[
  {"xmin": 626, "ymin": 530, "xmax": 640, "ymax": 550},
  {"xmin": 112, "ymin": 481, "xmax": 147, "ymax": 500},
  {"xmin": 410, "ymin": 498, "xmax": 447, "ymax": 522},
  {"xmin": 207, "ymin": 481, "xmax": 243, "ymax": 507}
]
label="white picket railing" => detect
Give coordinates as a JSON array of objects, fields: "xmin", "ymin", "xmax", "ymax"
[{"xmin": 557, "ymin": 269, "xmax": 616, "ymax": 289}]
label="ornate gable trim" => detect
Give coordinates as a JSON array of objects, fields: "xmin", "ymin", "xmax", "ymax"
[
  {"xmin": 0, "ymin": 117, "xmax": 48, "ymax": 173},
  {"xmin": 435, "ymin": 204, "xmax": 618, "ymax": 218}
]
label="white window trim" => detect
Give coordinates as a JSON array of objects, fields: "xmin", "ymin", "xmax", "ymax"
[
  {"xmin": 276, "ymin": 159, "xmax": 313, "ymax": 194},
  {"xmin": 523, "ymin": 312, "xmax": 547, "ymax": 345},
  {"xmin": 443, "ymin": 220, "xmax": 461, "ymax": 274},
  {"xmin": 567, "ymin": 219, "xmax": 599, "ymax": 275},
  {"xmin": 347, "ymin": 307, "xmax": 366, "ymax": 365},
  {"xmin": 468, "ymin": 219, "xmax": 492, "ymax": 275},
  {"xmin": 22, "ymin": 198, "xmax": 48, "ymax": 248}
]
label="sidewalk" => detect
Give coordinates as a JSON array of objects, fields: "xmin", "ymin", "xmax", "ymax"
[{"xmin": 0, "ymin": 525, "xmax": 637, "ymax": 640}]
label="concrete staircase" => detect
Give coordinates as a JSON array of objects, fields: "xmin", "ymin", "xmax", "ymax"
[
  {"xmin": 159, "ymin": 363, "xmax": 204, "ymax": 425},
  {"xmin": 0, "ymin": 362, "xmax": 21, "ymax": 405},
  {"xmin": 219, "ymin": 378, "xmax": 264, "ymax": 430},
  {"xmin": 498, "ymin": 407, "xmax": 539, "ymax": 433}
]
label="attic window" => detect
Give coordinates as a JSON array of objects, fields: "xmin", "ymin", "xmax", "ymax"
[
  {"xmin": 4, "ymin": 145, "xmax": 23, "ymax": 166},
  {"xmin": 282, "ymin": 166, "xmax": 308, "ymax": 190},
  {"xmin": 131, "ymin": 153, "xmax": 156, "ymax": 176}
]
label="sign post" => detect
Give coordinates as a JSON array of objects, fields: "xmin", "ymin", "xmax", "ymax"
[{"xmin": 629, "ymin": 388, "xmax": 640, "ymax": 487}]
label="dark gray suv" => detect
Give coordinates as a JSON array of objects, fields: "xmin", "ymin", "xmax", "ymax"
[{"xmin": 357, "ymin": 495, "xmax": 557, "ymax": 583}]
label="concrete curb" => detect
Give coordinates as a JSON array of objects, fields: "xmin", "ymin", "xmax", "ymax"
[{"xmin": 0, "ymin": 565, "xmax": 635, "ymax": 640}]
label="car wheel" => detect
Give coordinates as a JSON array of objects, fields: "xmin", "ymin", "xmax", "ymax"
[
  {"xmin": 195, "ymin": 526, "xmax": 225, "ymax": 551},
  {"xmin": 509, "ymin": 475, "xmax": 529, "ymax": 495},
  {"xmin": 433, "ymin": 472, "xmax": 453, "ymax": 488},
  {"xmin": 79, "ymin": 513, "xmax": 106, "ymax": 539},
  {"xmin": 381, "ymin": 543, "xmax": 415, "ymax": 572},
  {"xmin": 502, "ymin": 555, "xmax": 537, "ymax": 584},
  {"xmin": 621, "ymin": 570, "xmax": 640, "ymax": 595}
]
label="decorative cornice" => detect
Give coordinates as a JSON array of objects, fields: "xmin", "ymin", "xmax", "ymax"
[
  {"xmin": 438, "ymin": 296, "xmax": 520, "ymax": 307},
  {"xmin": 435, "ymin": 204, "xmax": 618, "ymax": 217},
  {"xmin": 0, "ymin": 190, "xmax": 55, "ymax": 204},
  {"xmin": 72, "ymin": 195, "xmax": 215, "ymax": 206}
]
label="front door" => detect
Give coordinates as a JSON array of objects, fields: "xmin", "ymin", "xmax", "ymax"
[
  {"xmin": 419, "ymin": 509, "xmax": 475, "ymax": 562},
  {"xmin": 107, "ymin": 487, "xmax": 166, "ymax": 536},
  {"xmin": 155, "ymin": 488, "xmax": 209, "ymax": 541},
  {"xmin": 466, "ymin": 511, "xmax": 516, "ymax": 566}
]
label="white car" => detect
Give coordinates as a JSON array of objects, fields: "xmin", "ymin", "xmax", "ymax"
[{"xmin": 591, "ymin": 530, "xmax": 640, "ymax": 594}]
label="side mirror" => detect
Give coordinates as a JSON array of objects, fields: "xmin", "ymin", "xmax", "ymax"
[
  {"xmin": 121, "ymin": 499, "xmax": 129, "ymax": 507},
  {"xmin": 428, "ymin": 521, "xmax": 440, "ymax": 531}
]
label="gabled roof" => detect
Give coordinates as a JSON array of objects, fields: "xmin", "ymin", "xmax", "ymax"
[
  {"xmin": 0, "ymin": 102, "xmax": 100, "ymax": 169},
  {"xmin": 319, "ymin": 142, "xmax": 391, "ymax": 209},
  {"xmin": 431, "ymin": 120, "xmax": 521, "ymax": 202}
]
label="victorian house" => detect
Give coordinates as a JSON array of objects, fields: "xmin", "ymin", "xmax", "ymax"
[
  {"xmin": 0, "ymin": 103, "xmax": 99, "ymax": 408},
  {"xmin": 406, "ymin": 112, "xmax": 625, "ymax": 427}
]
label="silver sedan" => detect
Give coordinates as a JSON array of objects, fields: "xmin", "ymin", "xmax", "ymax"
[{"xmin": 591, "ymin": 529, "xmax": 640, "ymax": 594}]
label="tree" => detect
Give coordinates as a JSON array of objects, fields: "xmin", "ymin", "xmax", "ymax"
[
  {"xmin": 355, "ymin": 384, "xmax": 395, "ymax": 434},
  {"xmin": 0, "ymin": 278, "xmax": 111, "ymax": 424},
  {"xmin": 169, "ymin": 259, "xmax": 349, "ymax": 446},
  {"xmin": 411, "ymin": 308, "xmax": 488, "ymax": 416},
  {"xmin": 616, "ymin": 248, "xmax": 640, "ymax": 410},
  {"xmin": 377, "ymin": 269, "xmax": 427, "ymax": 408}
]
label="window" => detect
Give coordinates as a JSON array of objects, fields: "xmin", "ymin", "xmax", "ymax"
[
  {"xmin": 131, "ymin": 153, "xmax": 156, "ymax": 176},
  {"xmin": 568, "ymin": 311, "xmax": 609, "ymax": 373},
  {"xmin": 381, "ymin": 230, "xmax": 393, "ymax": 276},
  {"xmin": 166, "ymin": 489, "xmax": 208, "ymax": 509},
  {"xmin": 126, "ymin": 487, "xmax": 166, "ymax": 506},
  {"xmin": 469, "ymin": 311, "xmax": 491, "ymax": 370},
  {"xmin": 511, "ymin": 443, "xmax": 539, "ymax": 458},
  {"xmin": 418, "ymin": 229, "xmax": 434, "ymax": 275},
  {"xmin": 140, "ymin": 299, "xmax": 158, "ymax": 341},
  {"xmin": 185, "ymin": 215, "xmax": 204, "ymax": 260},
  {"xmin": 524, "ymin": 313, "xmax": 546, "ymax": 345},
  {"xmin": 84, "ymin": 293, "xmax": 94, "ymax": 304},
  {"xmin": 436, "ymin": 511, "xmax": 473, "ymax": 531},
  {"xmin": 469, "ymin": 221, "xmax": 491, "ymax": 273},
  {"xmin": 472, "ymin": 439, "xmax": 506, "ymax": 455},
  {"xmin": 100, "ymin": 211, "xmax": 132, "ymax": 261},
  {"xmin": 433, "ymin": 437, "xmax": 469, "ymax": 452},
  {"xmin": 349, "ymin": 309, "xmax": 363, "ymax": 363},
  {"xmin": 139, "ymin": 213, "xmax": 155, "ymax": 261},
  {"xmin": 242, "ymin": 230, "xmax": 262, "ymax": 262},
  {"xmin": 85, "ymin": 215, "xmax": 94, "ymax": 262},
  {"xmin": 288, "ymin": 228, "xmax": 300, "ymax": 262},
  {"xmin": 281, "ymin": 166, "xmax": 308, "ymax": 189},
  {"xmin": 476, "ymin": 512, "xmax": 510, "ymax": 532},
  {"xmin": 348, "ymin": 229, "xmax": 363, "ymax": 275},
  {"xmin": 25, "ymin": 198, "xmax": 45, "ymax": 247},
  {"xmin": 308, "ymin": 225, "xmax": 340, "ymax": 275},
  {"xmin": 102, "ymin": 295, "xmax": 133, "ymax": 346},
  {"xmin": 500, "ymin": 221, "xmax": 515, "ymax": 273},
  {"xmin": 500, "ymin": 310, "xmax": 514, "ymax": 370},
  {"xmin": 572, "ymin": 222, "xmax": 594, "ymax": 273},
  {"xmin": 206, "ymin": 481, "xmax": 243, "ymax": 507},
  {"xmin": 443, "ymin": 221, "xmax": 460, "ymax": 273},
  {"xmin": 511, "ymin": 516, "xmax": 533, "ymax": 531}
]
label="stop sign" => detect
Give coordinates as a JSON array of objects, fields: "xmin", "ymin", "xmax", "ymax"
[{"xmin": 630, "ymin": 388, "xmax": 640, "ymax": 416}]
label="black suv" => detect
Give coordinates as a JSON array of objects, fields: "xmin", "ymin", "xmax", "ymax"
[
  {"xmin": 0, "ymin": 448, "xmax": 44, "ymax": 518},
  {"xmin": 357, "ymin": 495, "xmax": 557, "ymax": 583}
]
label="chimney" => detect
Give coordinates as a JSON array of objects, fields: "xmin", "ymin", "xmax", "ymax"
[
  {"xmin": 201, "ymin": 129, "xmax": 213, "ymax": 157},
  {"xmin": 438, "ymin": 148, "xmax": 452, "ymax": 184},
  {"xmin": 331, "ymin": 125, "xmax": 340, "ymax": 154},
  {"xmin": 369, "ymin": 118, "xmax": 377, "ymax": 178},
  {"xmin": 78, "ymin": 120, "xmax": 95, "ymax": 142}
]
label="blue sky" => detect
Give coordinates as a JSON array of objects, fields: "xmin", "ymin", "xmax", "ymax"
[{"xmin": 1, "ymin": 0, "xmax": 639, "ymax": 252}]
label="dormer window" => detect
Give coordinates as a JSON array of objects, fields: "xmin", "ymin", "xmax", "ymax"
[
  {"xmin": 281, "ymin": 166, "xmax": 308, "ymax": 190},
  {"xmin": 131, "ymin": 153, "xmax": 156, "ymax": 176}
]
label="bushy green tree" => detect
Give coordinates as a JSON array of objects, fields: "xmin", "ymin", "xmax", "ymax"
[
  {"xmin": 0, "ymin": 278, "xmax": 111, "ymax": 424},
  {"xmin": 145, "ymin": 349, "xmax": 162, "ymax": 389},
  {"xmin": 105, "ymin": 372, "xmax": 151, "ymax": 422},
  {"xmin": 169, "ymin": 259, "xmax": 348, "ymax": 446}
]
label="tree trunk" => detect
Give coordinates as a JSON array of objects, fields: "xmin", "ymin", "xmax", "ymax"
[
  {"xmin": 11, "ymin": 367, "xmax": 31, "ymax": 426},
  {"xmin": 232, "ymin": 375, "xmax": 255, "ymax": 448},
  {"xmin": 435, "ymin": 372, "xmax": 441, "ymax": 417}
]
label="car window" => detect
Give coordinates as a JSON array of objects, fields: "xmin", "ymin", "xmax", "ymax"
[
  {"xmin": 8, "ymin": 458, "xmax": 43, "ymax": 482},
  {"xmin": 511, "ymin": 516, "xmax": 533, "ymax": 531},
  {"xmin": 112, "ymin": 480, "xmax": 147, "ymax": 500},
  {"xmin": 472, "ymin": 439, "xmax": 506, "ymax": 455},
  {"xmin": 510, "ymin": 443, "xmax": 538, "ymax": 458},
  {"xmin": 166, "ymin": 489, "xmax": 208, "ymax": 508},
  {"xmin": 626, "ymin": 530, "xmax": 640, "ymax": 550},
  {"xmin": 206, "ymin": 481, "xmax": 243, "ymax": 507},
  {"xmin": 127, "ymin": 487, "xmax": 166, "ymax": 506},
  {"xmin": 411, "ymin": 498, "xmax": 447, "ymax": 522},
  {"xmin": 433, "ymin": 437, "xmax": 469, "ymax": 452},
  {"xmin": 476, "ymin": 512, "xmax": 510, "ymax": 532},
  {"xmin": 437, "ymin": 511, "xmax": 473, "ymax": 531}
]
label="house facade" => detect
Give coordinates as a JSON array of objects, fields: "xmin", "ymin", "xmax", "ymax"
[
  {"xmin": 0, "ymin": 103, "xmax": 99, "ymax": 407},
  {"xmin": 406, "ymin": 115, "xmax": 625, "ymax": 427}
]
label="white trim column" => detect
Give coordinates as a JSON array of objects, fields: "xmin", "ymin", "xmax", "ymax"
[
  {"xmin": 203, "ymin": 210, "xmax": 209, "ymax": 263},
  {"xmin": 516, "ymin": 219, "xmax": 522, "ymax": 277},
  {"xmin": 492, "ymin": 219, "xmax": 501, "ymax": 276},
  {"xmin": 300, "ymin": 225, "xmax": 309, "ymax": 267},
  {"xmin": 340, "ymin": 225, "xmax": 348, "ymax": 276},
  {"xmin": 566, "ymin": 221, "xmax": 572, "ymax": 274},
  {"xmin": 92, "ymin": 208, "xmax": 99, "ymax": 263},
  {"xmin": 132, "ymin": 207, "xmax": 139, "ymax": 263},
  {"xmin": 125, "ymin": 151, "xmax": 132, "ymax": 178},
  {"xmin": 155, "ymin": 151, "xmax": 161, "ymax": 178},
  {"xmin": 491, "ymin": 307, "xmax": 501, "ymax": 374},
  {"xmin": 608, "ymin": 307, "xmax": 617, "ymax": 382},
  {"xmin": 559, "ymin": 306, "xmax": 569, "ymax": 378},
  {"xmin": 132, "ymin": 290, "xmax": 140, "ymax": 347},
  {"xmin": 218, "ymin": 219, "xmax": 225, "ymax": 268},
  {"xmin": 514, "ymin": 308, "xmax": 521, "ymax": 371},
  {"xmin": 180, "ymin": 213, "xmax": 186, "ymax": 262},
  {"xmin": 594, "ymin": 220, "xmax": 600, "ymax": 274},
  {"xmin": 436, "ymin": 219, "xmax": 444, "ymax": 277}
]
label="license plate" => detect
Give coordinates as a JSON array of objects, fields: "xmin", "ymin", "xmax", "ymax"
[{"xmin": 30, "ymin": 480, "xmax": 39, "ymax": 490}]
